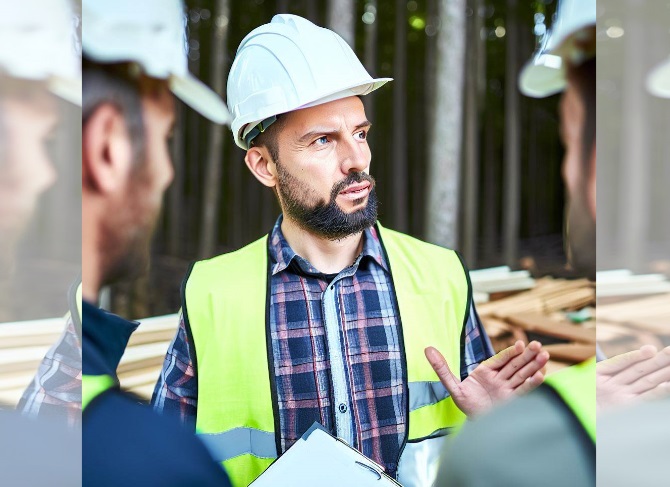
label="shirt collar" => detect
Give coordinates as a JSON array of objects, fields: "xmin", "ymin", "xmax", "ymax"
[
  {"xmin": 82, "ymin": 300, "xmax": 139, "ymax": 377},
  {"xmin": 268, "ymin": 215, "xmax": 389, "ymax": 276}
]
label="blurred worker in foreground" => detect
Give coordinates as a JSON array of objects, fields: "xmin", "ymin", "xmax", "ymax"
[
  {"xmin": 596, "ymin": 51, "xmax": 670, "ymax": 487},
  {"xmin": 154, "ymin": 14, "xmax": 549, "ymax": 487},
  {"xmin": 81, "ymin": 1, "xmax": 232, "ymax": 485},
  {"xmin": 437, "ymin": 1, "xmax": 670, "ymax": 485},
  {"xmin": 0, "ymin": 0, "xmax": 81, "ymax": 483},
  {"xmin": 436, "ymin": 1, "xmax": 597, "ymax": 485}
]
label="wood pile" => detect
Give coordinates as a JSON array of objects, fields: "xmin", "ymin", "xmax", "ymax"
[
  {"xmin": 0, "ymin": 317, "xmax": 64, "ymax": 406},
  {"xmin": 595, "ymin": 270, "xmax": 670, "ymax": 358},
  {"xmin": 475, "ymin": 277, "xmax": 596, "ymax": 374}
]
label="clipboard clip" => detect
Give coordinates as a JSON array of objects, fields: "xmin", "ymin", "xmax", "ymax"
[{"xmin": 355, "ymin": 461, "xmax": 382, "ymax": 480}]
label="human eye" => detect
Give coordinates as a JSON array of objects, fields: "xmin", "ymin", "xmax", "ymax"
[
  {"xmin": 314, "ymin": 135, "xmax": 330, "ymax": 146},
  {"xmin": 354, "ymin": 129, "xmax": 368, "ymax": 140}
]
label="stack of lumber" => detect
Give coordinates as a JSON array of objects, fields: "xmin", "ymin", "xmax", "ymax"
[
  {"xmin": 470, "ymin": 266, "xmax": 535, "ymax": 303},
  {"xmin": 476, "ymin": 277, "xmax": 596, "ymax": 373},
  {"xmin": 595, "ymin": 270, "xmax": 670, "ymax": 357},
  {"xmin": 0, "ymin": 317, "xmax": 64, "ymax": 406},
  {"xmin": 596, "ymin": 269, "xmax": 670, "ymax": 298}
]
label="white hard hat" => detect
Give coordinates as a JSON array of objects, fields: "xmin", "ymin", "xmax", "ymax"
[
  {"xmin": 227, "ymin": 14, "xmax": 392, "ymax": 149},
  {"xmin": 0, "ymin": 0, "xmax": 81, "ymax": 105},
  {"xmin": 519, "ymin": 0, "xmax": 596, "ymax": 98},
  {"xmin": 647, "ymin": 57, "xmax": 670, "ymax": 98},
  {"xmin": 83, "ymin": 0, "xmax": 230, "ymax": 125}
]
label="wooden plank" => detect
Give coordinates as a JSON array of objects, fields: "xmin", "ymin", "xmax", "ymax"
[
  {"xmin": 506, "ymin": 313, "xmax": 596, "ymax": 344},
  {"xmin": 543, "ymin": 343, "xmax": 595, "ymax": 363}
]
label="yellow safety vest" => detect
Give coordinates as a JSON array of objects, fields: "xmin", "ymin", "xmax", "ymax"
[
  {"xmin": 184, "ymin": 224, "xmax": 471, "ymax": 487},
  {"xmin": 544, "ymin": 357, "xmax": 596, "ymax": 443}
]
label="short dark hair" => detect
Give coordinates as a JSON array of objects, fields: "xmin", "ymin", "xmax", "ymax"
[
  {"xmin": 249, "ymin": 114, "xmax": 287, "ymax": 163},
  {"xmin": 82, "ymin": 60, "xmax": 146, "ymax": 164},
  {"xmin": 566, "ymin": 58, "xmax": 596, "ymax": 169}
]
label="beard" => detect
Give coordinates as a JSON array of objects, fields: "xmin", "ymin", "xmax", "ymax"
[
  {"xmin": 99, "ymin": 172, "xmax": 161, "ymax": 287},
  {"xmin": 276, "ymin": 163, "xmax": 378, "ymax": 241},
  {"xmin": 565, "ymin": 188, "xmax": 596, "ymax": 279}
]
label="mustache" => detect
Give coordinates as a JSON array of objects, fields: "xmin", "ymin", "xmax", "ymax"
[{"xmin": 329, "ymin": 172, "xmax": 376, "ymax": 201}]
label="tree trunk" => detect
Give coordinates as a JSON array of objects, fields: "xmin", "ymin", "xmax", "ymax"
[
  {"xmin": 327, "ymin": 0, "xmax": 355, "ymax": 46},
  {"xmin": 462, "ymin": 0, "xmax": 485, "ymax": 266},
  {"xmin": 392, "ymin": 0, "xmax": 408, "ymax": 232},
  {"xmin": 426, "ymin": 0, "xmax": 467, "ymax": 249},
  {"xmin": 503, "ymin": 0, "xmax": 521, "ymax": 266},
  {"xmin": 198, "ymin": 0, "xmax": 230, "ymax": 259}
]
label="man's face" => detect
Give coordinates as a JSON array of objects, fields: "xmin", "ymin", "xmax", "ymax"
[
  {"xmin": 560, "ymin": 84, "xmax": 596, "ymax": 277},
  {"xmin": 269, "ymin": 96, "xmax": 378, "ymax": 239},
  {"xmin": 102, "ymin": 86, "xmax": 175, "ymax": 284},
  {"xmin": 0, "ymin": 89, "xmax": 58, "ymax": 257}
]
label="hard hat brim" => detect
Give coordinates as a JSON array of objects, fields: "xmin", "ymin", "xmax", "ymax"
[
  {"xmin": 518, "ymin": 55, "xmax": 565, "ymax": 99},
  {"xmin": 647, "ymin": 59, "xmax": 670, "ymax": 99},
  {"xmin": 48, "ymin": 76, "xmax": 82, "ymax": 106},
  {"xmin": 170, "ymin": 73, "xmax": 232, "ymax": 125}
]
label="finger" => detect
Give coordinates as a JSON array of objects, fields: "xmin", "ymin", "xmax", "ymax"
[
  {"xmin": 629, "ymin": 348, "xmax": 670, "ymax": 393},
  {"xmin": 425, "ymin": 347, "xmax": 461, "ymax": 395},
  {"xmin": 615, "ymin": 346, "xmax": 670, "ymax": 386},
  {"xmin": 638, "ymin": 381, "xmax": 670, "ymax": 401},
  {"xmin": 498, "ymin": 341, "xmax": 543, "ymax": 380},
  {"xmin": 483, "ymin": 340, "xmax": 525, "ymax": 371},
  {"xmin": 514, "ymin": 370, "xmax": 545, "ymax": 395},
  {"xmin": 508, "ymin": 350, "xmax": 550, "ymax": 388},
  {"xmin": 596, "ymin": 345, "xmax": 657, "ymax": 376}
]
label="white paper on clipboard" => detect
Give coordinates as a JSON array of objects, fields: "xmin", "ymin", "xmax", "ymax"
[{"xmin": 250, "ymin": 422, "xmax": 403, "ymax": 487}]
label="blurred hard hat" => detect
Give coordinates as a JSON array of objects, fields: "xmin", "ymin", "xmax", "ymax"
[
  {"xmin": 227, "ymin": 14, "xmax": 391, "ymax": 150},
  {"xmin": 647, "ymin": 57, "xmax": 670, "ymax": 98},
  {"xmin": 0, "ymin": 0, "xmax": 81, "ymax": 105},
  {"xmin": 519, "ymin": 0, "xmax": 596, "ymax": 98},
  {"xmin": 83, "ymin": 0, "xmax": 230, "ymax": 124}
]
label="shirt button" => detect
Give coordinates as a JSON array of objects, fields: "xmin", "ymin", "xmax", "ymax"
[{"xmin": 338, "ymin": 403, "xmax": 348, "ymax": 413}]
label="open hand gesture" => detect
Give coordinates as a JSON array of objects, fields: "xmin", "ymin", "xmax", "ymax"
[{"xmin": 425, "ymin": 340, "xmax": 549, "ymax": 417}]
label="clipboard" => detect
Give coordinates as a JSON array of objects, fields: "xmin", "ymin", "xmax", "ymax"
[{"xmin": 250, "ymin": 422, "xmax": 403, "ymax": 487}]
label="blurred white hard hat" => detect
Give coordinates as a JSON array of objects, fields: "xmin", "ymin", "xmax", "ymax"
[
  {"xmin": 0, "ymin": 0, "xmax": 81, "ymax": 105},
  {"xmin": 647, "ymin": 57, "xmax": 670, "ymax": 98},
  {"xmin": 519, "ymin": 0, "xmax": 596, "ymax": 98},
  {"xmin": 83, "ymin": 0, "xmax": 230, "ymax": 124},
  {"xmin": 227, "ymin": 14, "xmax": 391, "ymax": 150}
]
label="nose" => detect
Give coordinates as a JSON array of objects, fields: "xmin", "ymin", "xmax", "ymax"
[{"xmin": 339, "ymin": 136, "xmax": 370, "ymax": 174}]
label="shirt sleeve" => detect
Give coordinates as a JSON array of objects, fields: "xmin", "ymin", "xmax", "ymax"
[
  {"xmin": 460, "ymin": 302, "xmax": 495, "ymax": 381},
  {"xmin": 151, "ymin": 311, "xmax": 198, "ymax": 431},
  {"xmin": 18, "ymin": 313, "xmax": 82, "ymax": 427}
]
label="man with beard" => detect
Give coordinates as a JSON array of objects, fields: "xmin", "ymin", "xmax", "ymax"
[
  {"xmin": 154, "ymin": 14, "xmax": 549, "ymax": 487},
  {"xmin": 81, "ymin": 1, "xmax": 232, "ymax": 485}
]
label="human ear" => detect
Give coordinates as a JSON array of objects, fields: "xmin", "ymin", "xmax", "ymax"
[
  {"xmin": 244, "ymin": 146, "xmax": 277, "ymax": 188},
  {"xmin": 82, "ymin": 103, "xmax": 133, "ymax": 194}
]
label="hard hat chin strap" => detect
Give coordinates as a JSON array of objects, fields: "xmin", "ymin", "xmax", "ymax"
[{"xmin": 244, "ymin": 115, "xmax": 278, "ymax": 149}]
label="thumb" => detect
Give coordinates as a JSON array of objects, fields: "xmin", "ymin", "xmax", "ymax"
[{"xmin": 425, "ymin": 347, "xmax": 461, "ymax": 395}]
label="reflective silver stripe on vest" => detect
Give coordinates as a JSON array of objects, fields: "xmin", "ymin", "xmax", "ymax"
[
  {"xmin": 397, "ymin": 434, "xmax": 449, "ymax": 487},
  {"xmin": 409, "ymin": 381, "xmax": 450, "ymax": 411},
  {"xmin": 198, "ymin": 427, "xmax": 278, "ymax": 463}
]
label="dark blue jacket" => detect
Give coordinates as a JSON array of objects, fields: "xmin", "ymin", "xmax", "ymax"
[{"xmin": 83, "ymin": 301, "xmax": 231, "ymax": 487}]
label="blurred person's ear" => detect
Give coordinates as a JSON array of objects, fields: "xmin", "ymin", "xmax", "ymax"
[
  {"xmin": 82, "ymin": 104, "xmax": 134, "ymax": 195},
  {"xmin": 244, "ymin": 146, "xmax": 278, "ymax": 189}
]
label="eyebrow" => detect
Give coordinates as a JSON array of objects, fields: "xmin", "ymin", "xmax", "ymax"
[{"xmin": 297, "ymin": 120, "xmax": 372, "ymax": 144}]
